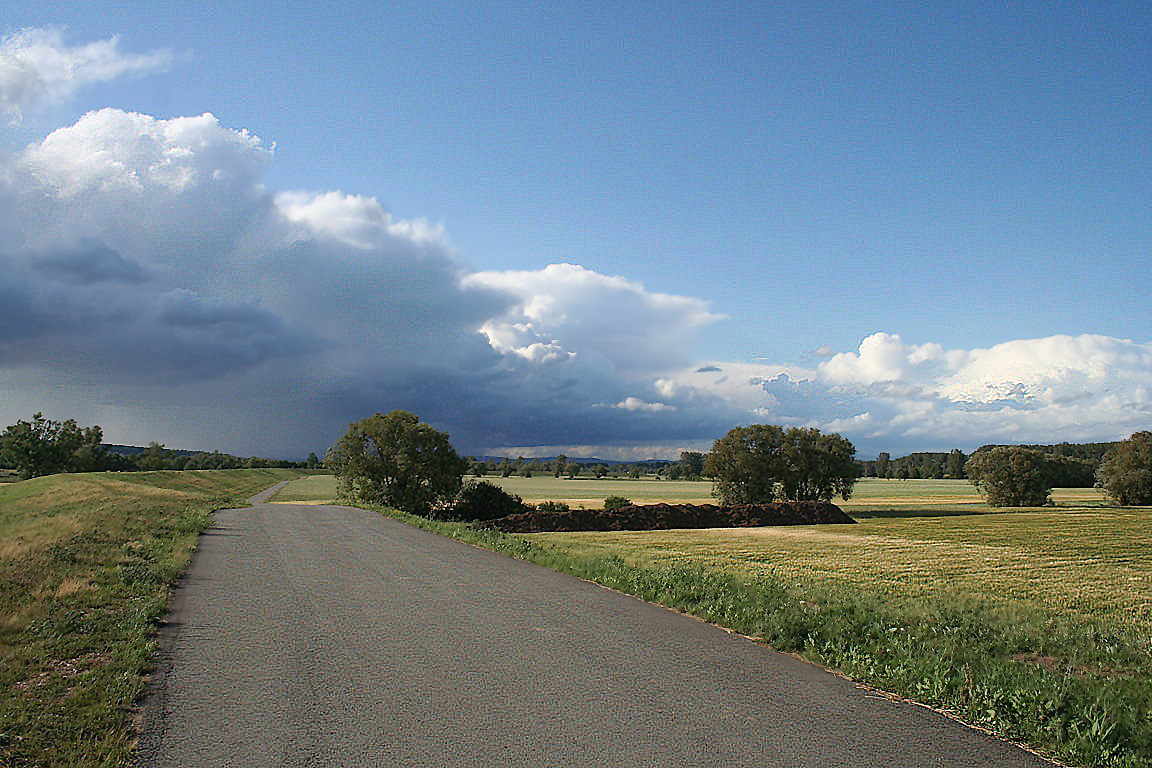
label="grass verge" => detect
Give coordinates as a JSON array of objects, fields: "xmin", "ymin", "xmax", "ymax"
[
  {"xmin": 364, "ymin": 502, "xmax": 1151, "ymax": 768},
  {"xmin": 0, "ymin": 469, "xmax": 303, "ymax": 768}
]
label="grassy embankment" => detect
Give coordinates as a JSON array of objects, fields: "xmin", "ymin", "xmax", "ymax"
[
  {"xmin": 275, "ymin": 475, "xmax": 1152, "ymax": 767},
  {"xmin": 0, "ymin": 468, "xmax": 305, "ymax": 768}
]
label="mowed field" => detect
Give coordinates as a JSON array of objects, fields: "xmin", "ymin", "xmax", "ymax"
[
  {"xmin": 537, "ymin": 507, "xmax": 1152, "ymax": 636},
  {"xmin": 276, "ymin": 473, "xmax": 1108, "ymax": 511}
]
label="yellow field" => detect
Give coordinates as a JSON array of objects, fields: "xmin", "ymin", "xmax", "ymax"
[
  {"xmin": 273, "ymin": 474, "xmax": 1110, "ymax": 511},
  {"xmin": 271, "ymin": 473, "xmax": 720, "ymax": 505},
  {"xmin": 533, "ymin": 508, "xmax": 1152, "ymax": 635}
]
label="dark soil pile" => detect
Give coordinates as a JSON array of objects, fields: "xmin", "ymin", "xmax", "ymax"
[{"xmin": 481, "ymin": 501, "xmax": 855, "ymax": 533}]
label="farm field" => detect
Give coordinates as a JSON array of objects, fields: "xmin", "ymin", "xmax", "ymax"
[
  {"xmin": 272, "ymin": 472, "xmax": 718, "ymax": 505},
  {"xmin": 0, "ymin": 468, "xmax": 307, "ymax": 768},
  {"xmin": 532, "ymin": 507, "xmax": 1152, "ymax": 636},
  {"xmin": 273, "ymin": 473, "xmax": 1110, "ymax": 514}
]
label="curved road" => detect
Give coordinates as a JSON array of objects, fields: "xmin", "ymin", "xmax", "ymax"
[{"xmin": 135, "ymin": 486, "xmax": 1056, "ymax": 767}]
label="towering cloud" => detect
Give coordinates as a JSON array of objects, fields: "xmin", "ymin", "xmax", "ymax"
[{"xmin": 1, "ymin": 28, "xmax": 1148, "ymax": 459}]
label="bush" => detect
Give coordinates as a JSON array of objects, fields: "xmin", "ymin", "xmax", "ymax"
[
  {"xmin": 534, "ymin": 500, "xmax": 570, "ymax": 513},
  {"xmin": 602, "ymin": 495, "xmax": 632, "ymax": 511},
  {"xmin": 450, "ymin": 480, "xmax": 530, "ymax": 521},
  {"xmin": 1096, "ymin": 431, "xmax": 1152, "ymax": 505}
]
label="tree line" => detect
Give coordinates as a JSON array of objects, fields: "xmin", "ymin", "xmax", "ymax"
[
  {"xmin": 859, "ymin": 445, "xmax": 1103, "ymax": 488},
  {"xmin": 0, "ymin": 413, "xmax": 320, "ymax": 480},
  {"xmin": 965, "ymin": 436, "xmax": 1152, "ymax": 507},
  {"xmin": 6, "ymin": 410, "xmax": 1151, "ymax": 510}
]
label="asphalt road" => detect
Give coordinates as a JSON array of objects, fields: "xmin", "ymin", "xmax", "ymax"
[{"xmin": 135, "ymin": 485, "xmax": 1057, "ymax": 767}]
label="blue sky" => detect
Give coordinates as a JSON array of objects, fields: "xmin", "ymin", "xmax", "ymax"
[{"xmin": 1, "ymin": 2, "xmax": 1150, "ymax": 459}]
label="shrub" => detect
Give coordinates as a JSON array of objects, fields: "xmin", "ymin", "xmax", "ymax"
[
  {"xmin": 450, "ymin": 480, "xmax": 530, "ymax": 521},
  {"xmin": 602, "ymin": 495, "xmax": 632, "ymax": 511},
  {"xmin": 534, "ymin": 500, "xmax": 570, "ymax": 513}
]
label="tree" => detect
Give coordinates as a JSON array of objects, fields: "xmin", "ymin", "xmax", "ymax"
[
  {"xmin": 944, "ymin": 449, "xmax": 967, "ymax": 479},
  {"xmin": 1096, "ymin": 431, "xmax": 1152, "ymax": 506},
  {"xmin": 306, "ymin": 452, "xmax": 321, "ymax": 469},
  {"xmin": 679, "ymin": 451, "xmax": 706, "ymax": 480},
  {"xmin": 704, "ymin": 424, "xmax": 860, "ymax": 506},
  {"xmin": 325, "ymin": 411, "xmax": 468, "ymax": 517},
  {"xmin": 705, "ymin": 425, "xmax": 787, "ymax": 505},
  {"xmin": 964, "ymin": 446, "xmax": 1052, "ymax": 507},
  {"xmin": 777, "ymin": 427, "xmax": 860, "ymax": 502},
  {"xmin": 134, "ymin": 442, "xmax": 176, "ymax": 471},
  {"xmin": 0, "ymin": 413, "xmax": 107, "ymax": 479},
  {"xmin": 874, "ymin": 452, "xmax": 890, "ymax": 478}
]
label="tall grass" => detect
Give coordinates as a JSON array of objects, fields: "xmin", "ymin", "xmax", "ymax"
[{"xmin": 0, "ymin": 469, "xmax": 303, "ymax": 768}]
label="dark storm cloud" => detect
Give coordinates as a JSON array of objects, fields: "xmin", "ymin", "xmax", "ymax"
[{"xmin": 31, "ymin": 240, "xmax": 149, "ymax": 284}]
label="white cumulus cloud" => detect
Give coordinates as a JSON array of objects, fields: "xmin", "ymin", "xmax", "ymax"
[
  {"xmin": 744, "ymin": 332, "xmax": 1152, "ymax": 456},
  {"xmin": 465, "ymin": 263, "xmax": 723, "ymax": 378},
  {"xmin": 3, "ymin": 28, "xmax": 1149, "ymax": 462},
  {"xmin": 615, "ymin": 397, "xmax": 676, "ymax": 413},
  {"xmin": 0, "ymin": 28, "xmax": 172, "ymax": 121},
  {"xmin": 275, "ymin": 190, "xmax": 447, "ymax": 250}
]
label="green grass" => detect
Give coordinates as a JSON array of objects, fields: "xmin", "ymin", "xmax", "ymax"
[
  {"xmin": 268, "ymin": 472, "xmax": 341, "ymax": 503},
  {"xmin": 338, "ymin": 478, "xmax": 1151, "ymax": 768},
  {"xmin": 0, "ymin": 468, "xmax": 304, "ymax": 768}
]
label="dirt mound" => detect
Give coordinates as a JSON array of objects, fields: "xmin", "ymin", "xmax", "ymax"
[{"xmin": 481, "ymin": 501, "xmax": 855, "ymax": 533}]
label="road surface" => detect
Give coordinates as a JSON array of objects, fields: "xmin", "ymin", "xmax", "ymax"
[{"xmin": 135, "ymin": 485, "xmax": 1056, "ymax": 767}]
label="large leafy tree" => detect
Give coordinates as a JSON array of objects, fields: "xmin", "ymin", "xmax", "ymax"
[
  {"xmin": 0, "ymin": 413, "xmax": 107, "ymax": 479},
  {"xmin": 325, "ymin": 411, "xmax": 468, "ymax": 517},
  {"xmin": 1096, "ymin": 431, "xmax": 1152, "ymax": 506},
  {"xmin": 704, "ymin": 424, "xmax": 860, "ymax": 505},
  {"xmin": 964, "ymin": 446, "xmax": 1052, "ymax": 507},
  {"xmin": 778, "ymin": 427, "xmax": 860, "ymax": 502}
]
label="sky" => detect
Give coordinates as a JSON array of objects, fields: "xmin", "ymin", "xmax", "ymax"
[{"xmin": 1, "ymin": 1, "xmax": 1150, "ymax": 460}]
